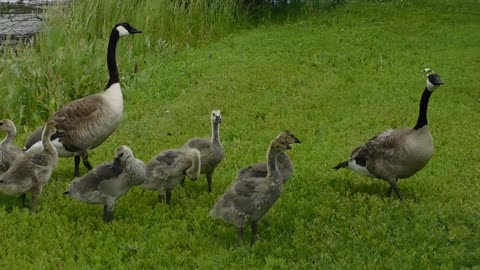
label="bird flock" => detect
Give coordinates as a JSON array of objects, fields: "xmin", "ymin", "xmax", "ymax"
[{"xmin": 0, "ymin": 22, "xmax": 444, "ymax": 245}]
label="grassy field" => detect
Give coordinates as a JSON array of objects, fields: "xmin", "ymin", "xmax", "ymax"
[{"xmin": 1, "ymin": 0, "xmax": 480, "ymax": 268}]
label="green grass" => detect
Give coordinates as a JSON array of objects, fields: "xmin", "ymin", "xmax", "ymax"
[{"xmin": 1, "ymin": 0, "xmax": 480, "ymax": 268}]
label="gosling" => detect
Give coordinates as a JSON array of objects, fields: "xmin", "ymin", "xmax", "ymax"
[
  {"xmin": 210, "ymin": 133, "xmax": 293, "ymax": 245},
  {"xmin": 237, "ymin": 130, "xmax": 301, "ymax": 183},
  {"xmin": 0, "ymin": 119, "xmax": 23, "ymax": 174},
  {"xmin": 142, "ymin": 148, "xmax": 201, "ymax": 205},
  {"xmin": 0, "ymin": 118, "xmax": 61, "ymax": 212},
  {"xmin": 182, "ymin": 110, "xmax": 224, "ymax": 193},
  {"xmin": 64, "ymin": 145, "xmax": 145, "ymax": 223}
]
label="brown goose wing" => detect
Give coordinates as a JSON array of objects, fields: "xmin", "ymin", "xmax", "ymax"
[
  {"xmin": 351, "ymin": 129, "xmax": 413, "ymax": 167},
  {"xmin": 51, "ymin": 94, "xmax": 104, "ymax": 132}
]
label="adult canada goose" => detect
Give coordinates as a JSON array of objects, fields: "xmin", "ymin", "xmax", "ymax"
[
  {"xmin": 0, "ymin": 118, "xmax": 61, "ymax": 212},
  {"xmin": 210, "ymin": 133, "xmax": 292, "ymax": 245},
  {"xmin": 142, "ymin": 148, "xmax": 201, "ymax": 204},
  {"xmin": 64, "ymin": 145, "xmax": 145, "ymax": 223},
  {"xmin": 182, "ymin": 110, "xmax": 224, "ymax": 193},
  {"xmin": 0, "ymin": 119, "xmax": 23, "ymax": 174},
  {"xmin": 23, "ymin": 22, "xmax": 142, "ymax": 177},
  {"xmin": 333, "ymin": 69, "xmax": 444, "ymax": 200},
  {"xmin": 237, "ymin": 130, "xmax": 301, "ymax": 183}
]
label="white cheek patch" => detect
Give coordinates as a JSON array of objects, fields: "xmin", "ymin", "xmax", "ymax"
[
  {"xmin": 426, "ymin": 79, "xmax": 436, "ymax": 92},
  {"xmin": 116, "ymin": 25, "xmax": 130, "ymax": 37}
]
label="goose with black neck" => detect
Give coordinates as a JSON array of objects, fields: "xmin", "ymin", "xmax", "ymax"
[
  {"xmin": 23, "ymin": 22, "xmax": 142, "ymax": 177},
  {"xmin": 333, "ymin": 68, "xmax": 444, "ymax": 200}
]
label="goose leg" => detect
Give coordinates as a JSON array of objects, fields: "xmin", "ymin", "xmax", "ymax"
[
  {"xmin": 387, "ymin": 178, "xmax": 403, "ymax": 201},
  {"xmin": 166, "ymin": 190, "xmax": 172, "ymax": 205},
  {"xmin": 74, "ymin": 156, "xmax": 81, "ymax": 177},
  {"xmin": 20, "ymin": 193, "xmax": 28, "ymax": 209},
  {"xmin": 251, "ymin": 222, "xmax": 258, "ymax": 245},
  {"xmin": 81, "ymin": 153, "xmax": 93, "ymax": 171},
  {"xmin": 206, "ymin": 171, "xmax": 213, "ymax": 193},
  {"xmin": 180, "ymin": 177, "xmax": 185, "ymax": 187},
  {"xmin": 103, "ymin": 204, "xmax": 114, "ymax": 223},
  {"xmin": 237, "ymin": 226, "xmax": 244, "ymax": 246},
  {"xmin": 385, "ymin": 187, "xmax": 393, "ymax": 197}
]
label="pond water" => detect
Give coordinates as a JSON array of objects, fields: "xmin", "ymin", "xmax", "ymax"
[{"xmin": 0, "ymin": 0, "xmax": 62, "ymax": 45}]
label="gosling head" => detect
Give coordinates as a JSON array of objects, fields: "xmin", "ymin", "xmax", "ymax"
[
  {"xmin": 0, "ymin": 119, "xmax": 16, "ymax": 135},
  {"xmin": 271, "ymin": 138, "xmax": 292, "ymax": 153},
  {"xmin": 114, "ymin": 22, "xmax": 142, "ymax": 37},
  {"xmin": 423, "ymin": 68, "xmax": 444, "ymax": 92},
  {"xmin": 113, "ymin": 145, "xmax": 134, "ymax": 169},
  {"xmin": 276, "ymin": 130, "xmax": 301, "ymax": 145},
  {"xmin": 210, "ymin": 110, "xmax": 222, "ymax": 124}
]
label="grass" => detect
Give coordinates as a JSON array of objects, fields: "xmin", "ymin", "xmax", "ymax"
[{"xmin": 1, "ymin": 0, "xmax": 480, "ymax": 268}]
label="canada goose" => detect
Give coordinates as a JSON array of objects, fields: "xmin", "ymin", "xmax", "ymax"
[
  {"xmin": 141, "ymin": 148, "xmax": 201, "ymax": 205},
  {"xmin": 182, "ymin": 110, "xmax": 224, "ymax": 193},
  {"xmin": 237, "ymin": 130, "xmax": 301, "ymax": 183},
  {"xmin": 210, "ymin": 133, "xmax": 292, "ymax": 245},
  {"xmin": 0, "ymin": 117, "xmax": 61, "ymax": 212},
  {"xmin": 64, "ymin": 145, "xmax": 145, "ymax": 223},
  {"xmin": 23, "ymin": 22, "xmax": 142, "ymax": 177},
  {"xmin": 0, "ymin": 119, "xmax": 23, "ymax": 174},
  {"xmin": 333, "ymin": 69, "xmax": 444, "ymax": 200}
]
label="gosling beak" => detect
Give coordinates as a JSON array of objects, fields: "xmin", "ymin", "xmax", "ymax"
[
  {"xmin": 294, "ymin": 137, "xmax": 301, "ymax": 144},
  {"xmin": 216, "ymin": 116, "xmax": 222, "ymax": 123},
  {"xmin": 112, "ymin": 158, "xmax": 122, "ymax": 170}
]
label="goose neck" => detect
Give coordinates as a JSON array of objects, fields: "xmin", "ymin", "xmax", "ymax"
[
  {"xmin": 105, "ymin": 30, "xmax": 120, "ymax": 90},
  {"xmin": 414, "ymin": 87, "xmax": 432, "ymax": 130}
]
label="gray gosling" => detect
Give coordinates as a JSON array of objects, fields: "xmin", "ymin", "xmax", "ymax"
[
  {"xmin": 0, "ymin": 119, "xmax": 23, "ymax": 174},
  {"xmin": 333, "ymin": 68, "xmax": 444, "ymax": 200},
  {"xmin": 142, "ymin": 148, "xmax": 201, "ymax": 205},
  {"xmin": 237, "ymin": 130, "xmax": 301, "ymax": 183},
  {"xmin": 182, "ymin": 110, "xmax": 224, "ymax": 193},
  {"xmin": 64, "ymin": 145, "xmax": 145, "ymax": 223},
  {"xmin": 0, "ymin": 117, "xmax": 61, "ymax": 212},
  {"xmin": 210, "ymin": 133, "xmax": 293, "ymax": 245},
  {"xmin": 23, "ymin": 22, "xmax": 142, "ymax": 177}
]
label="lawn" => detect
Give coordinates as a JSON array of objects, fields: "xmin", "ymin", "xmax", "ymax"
[{"xmin": 1, "ymin": 0, "xmax": 479, "ymax": 268}]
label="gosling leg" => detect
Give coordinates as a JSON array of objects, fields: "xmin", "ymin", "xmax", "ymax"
[
  {"xmin": 251, "ymin": 222, "xmax": 258, "ymax": 245},
  {"xmin": 166, "ymin": 190, "xmax": 172, "ymax": 205},
  {"xmin": 237, "ymin": 226, "xmax": 244, "ymax": 246},
  {"xmin": 206, "ymin": 171, "xmax": 213, "ymax": 193},
  {"xmin": 20, "ymin": 193, "xmax": 28, "ymax": 209},
  {"xmin": 103, "ymin": 205, "xmax": 114, "ymax": 223}
]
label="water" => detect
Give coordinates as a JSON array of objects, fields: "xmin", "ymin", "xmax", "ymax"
[{"xmin": 0, "ymin": 0, "xmax": 61, "ymax": 45}]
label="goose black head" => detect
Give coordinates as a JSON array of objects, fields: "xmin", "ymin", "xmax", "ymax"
[
  {"xmin": 424, "ymin": 68, "xmax": 444, "ymax": 92},
  {"xmin": 211, "ymin": 110, "xmax": 222, "ymax": 124},
  {"xmin": 114, "ymin": 22, "xmax": 142, "ymax": 37}
]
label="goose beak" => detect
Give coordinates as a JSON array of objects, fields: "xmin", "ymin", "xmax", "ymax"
[
  {"xmin": 428, "ymin": 74, "xmax": 444, "ymax": 86},
  {"xmin": 130, "ymin": 27, "xmax": 142, "ymax": 34}
]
